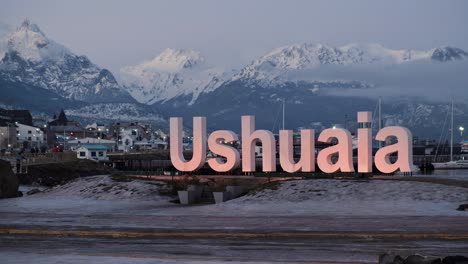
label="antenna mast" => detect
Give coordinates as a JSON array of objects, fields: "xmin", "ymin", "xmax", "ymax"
[
  {"xmin": 450, "ymin": 99, "xmax": 454, "ymax": 162},
  {"xmin": 282, "ymin": 98, "xmax": 285, "ymax": 130},
  {"xmin": 378, "ymin": 97, "xmax": 382, "ymax": 148}
]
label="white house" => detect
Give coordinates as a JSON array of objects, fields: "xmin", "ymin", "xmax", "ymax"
[
  {"xmin": 76, "ymin": 144, "xmax": 109, "ymax": 161},
  {"xmin": 118, "ymin": 134, "xmax": 134, "ymax": 152},
  {"xmin": 67, "ymin": 137, "xmax": 116, "ymax": 151},
  {"xmin": 16, "ymin": 123, "xmax": 45, "ymax": 147},
  {"xmin": 133, "ymin": 138, "xmax": 168, "ymax": 150},
  {"xmin": 85, "ymin": 122, "xmax": 107, "ymax": 132}
]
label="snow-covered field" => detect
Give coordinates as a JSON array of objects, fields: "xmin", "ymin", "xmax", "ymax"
[
  {"xmin": 0, "ymin": 253, "xmax": 276, "ymax": 264},
  {"xmin": 2, "ymin": 176, "xmax": 175, "ymax": 215},
  {"xmin": 1, "ymin": 176, "xmax": 467, "ymax": 217},
  {"xmin": 1, "ymin": 176, "xmax": 467, "ymax": 264},
  {"xmin": 212, "ymin": 179, "xmax": 468, "ymax": 217}
]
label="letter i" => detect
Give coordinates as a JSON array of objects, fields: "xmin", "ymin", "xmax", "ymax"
[{"xmin": 357, "ymin": 112, "xmax": 372, "ymax": 173}]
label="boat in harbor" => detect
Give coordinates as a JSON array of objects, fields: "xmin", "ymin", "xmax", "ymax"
[
  {"xmin": 432, "ymin": 100, "xmax": 468, "ymax": 169},
  {"xmin": 432, "ymin": 157, "xmax": 468, "ymax": 169}
]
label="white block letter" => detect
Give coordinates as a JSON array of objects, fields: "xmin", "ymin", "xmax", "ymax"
[
  {"xmin": 375, "ymin": 127, "xmax": 413, "ymax": 173},
  {"xmin": 279, "ymin": 129, "xmax": 315, "ymax": 173},
  {"xmin": 317, "ymin": 128, "xmax": 354, "ymax": 173},
  {"xmin": 357, "ymin": 111, "xmax": 372, "ymax": 173},
  {"xmin": 207, "ymin": 130, "xmax": 240, "ymax": 172},
  {"xmin": 241, "ymin": 116, "xmax": 276, "ymax": 172},
  {"xmin": 170, "ymin": 117, "xmax": 207, "ymax": 172}
]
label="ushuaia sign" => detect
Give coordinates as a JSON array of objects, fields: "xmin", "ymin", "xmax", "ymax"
[{"xmin": 170, "ymin": 112, "xmax": 413, "ymax": 174}]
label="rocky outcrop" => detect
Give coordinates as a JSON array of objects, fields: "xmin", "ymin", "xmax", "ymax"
[
  {"xmin": 379, "ymin": 253, "xmax": 468, "ymax": 264},
  {"xmin": 0, "ymin": 159, "xmax": 20, "ymax": 198},
  {"xmin": 20, "ymin": 160, "xmax": 114, "ymax": 187},
  {"xmin": 456, "ymin": 204, "xmax": 468, "ymax": 211}
]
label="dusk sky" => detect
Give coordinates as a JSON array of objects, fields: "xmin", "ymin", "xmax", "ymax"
[{"xmin": 1, "ymin": 0, "xmax": 468, "ymax": 72}]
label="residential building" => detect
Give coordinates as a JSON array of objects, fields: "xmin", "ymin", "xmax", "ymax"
[
  {"xmin": 67, "ymin": 137, "xmax": 116, "ymax": 151},
  {"xmin": 0, "ymin": 108, "xmax": 33, "ymax": 126},
  {"xmin": 16, "ymin": 123, "xmax": 45, "ymax": 148},
  {"xmin": 76, "ymin": 144, "xmax": 109, "ymax": 161}
]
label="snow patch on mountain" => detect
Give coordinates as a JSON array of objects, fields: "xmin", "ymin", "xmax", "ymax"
[
  {"xmin": 129, "ymin": 48, "xmax": 204, "ymax": 73},
  {"xmin": 120, "ymin": 49, "xmax": 232, "ymax": 105},
  {"xmin": 5, "ymin": 19, "xmax": 69, "ymax": 62},
  {"xmin": 233, "ymin": 43, "xmax": 437, "ymax": 85},
  {"xmin": 65, "ymin": 103, "xmax": 164, "ymax": 122},
  {"xmin": 0, "ymin": 20, "xmax": 131, "ymax": 103},
  {"xmin": 0, "ymin": 21, "xmax": 13, "ymax": 60},
  {"xmin": 431, "ymin": 46, "xmax": 468, "ymax": 62}
]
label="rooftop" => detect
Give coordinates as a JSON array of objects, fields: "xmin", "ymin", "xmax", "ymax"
[{"xmin": 78, "ymin": 144, "xmax": 108, "ymax": 151}]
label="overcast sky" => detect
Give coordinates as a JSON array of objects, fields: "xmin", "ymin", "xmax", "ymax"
[{"xmin": 1, "ymin": 0, "xmax": 467, "ymax": 73}]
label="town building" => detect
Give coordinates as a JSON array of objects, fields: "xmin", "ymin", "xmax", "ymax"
[
  {"xmin": 67, "ymin": 137, "xmax": 116, "ymax": 151},
  {"xmin": 0, "ymin": 125, "xmax": 17, "ymax": 150},
  {"xmin": 15, "ymin": 123, "xmax": 45, "ymax": 148},
  {"xmin": 0, "ymin": 108, "xmax": 33, "ymax": 126},
  {"xmin": 76, "ymin": 144, "xmax": 109, "ymax": 161}
]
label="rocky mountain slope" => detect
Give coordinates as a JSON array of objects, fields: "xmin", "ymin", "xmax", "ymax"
[{"xmin": 0, "ymin": 20, "xmax": 132, "ymax": 103}]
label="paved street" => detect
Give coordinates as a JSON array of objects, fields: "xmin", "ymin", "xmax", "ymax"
[{"xmin": 1, "ymin": 213, "xmax": 467, "ymax": 263}]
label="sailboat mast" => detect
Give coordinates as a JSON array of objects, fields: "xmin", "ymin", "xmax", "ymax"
[
  {"xmin": 378, "ymin": 97, "xmax": 382, "ymax": 148},
  {"xmin": 282, "ymin": 98, "xmax": 285, "ymax": 130},
  {"xmin": 451, "ymin": 99, "xmax": 454, "ymax": 162}
]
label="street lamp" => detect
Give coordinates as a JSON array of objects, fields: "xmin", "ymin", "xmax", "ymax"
[{"xmin": 460, "ymin": 126, "xmax": 465, "ymax": 137}]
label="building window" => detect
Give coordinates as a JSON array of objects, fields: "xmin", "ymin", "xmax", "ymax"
[
  {"xmin": 98, "ymin": 151, "xmax": 104, "ymax": 157},
  {"xmin": 91, "ymin": 151, "xmax": 96, "ymax": 157},
  {"xmin": 28, "ymin": 130, "xmax": 32, "ymax": 134},
  {"xmin": 28, "ymin": 137, "xmax": 32, "ymax": 141},
  {"xmin": 79, "ymin": 152, "xmax": 86, "ymax": 157}
]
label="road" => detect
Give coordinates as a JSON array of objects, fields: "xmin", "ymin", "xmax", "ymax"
[{"xmin": 1, "ymin": 213, "xmax": 467, "ymax": 263}]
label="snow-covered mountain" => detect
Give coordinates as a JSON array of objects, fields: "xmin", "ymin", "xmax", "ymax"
[
  {"xmin": 1, "ymin": 20, "xmax": 467, "ymax": 136},
  {"xmin": 120, "ymin": 48, "xmax": 232, "ymax": 105},
  {"xmin": 0, "ymin": 20, "xmax": 132, "ymax": 103},
  {"xmin": 232, "ymin": 43, "xmax": 466, "ymax": 86},
  {"xmin": 431, "ymin": 46, "xmax": 468, "ymax": 62},
  {"xmin": 65, "ymin": 103, "xmax": 165, "ymax": 123}
]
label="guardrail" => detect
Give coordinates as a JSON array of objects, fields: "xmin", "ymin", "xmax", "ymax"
[{"xmin": 1, "ymin": 152, "xmax": 78, "ymax": 174}]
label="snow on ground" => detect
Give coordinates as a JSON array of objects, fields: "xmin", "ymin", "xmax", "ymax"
[
  {"xmin": 210, "ymin": 179, "xmax": 468, "ymax": 217},
  {"xmin": 0, "ymin": 253, "xmax": 280, "ymax": 264},
  {"xmin": 39, "ymin": 175, "xmax": 170, "ymax": 201},
  {"xmin": 1, "ymin": 176, "xmax": 176, "ymax": 215},
  {"xmin": 1, "ymin": 177, "xmax": 467, "ymax": 217}
]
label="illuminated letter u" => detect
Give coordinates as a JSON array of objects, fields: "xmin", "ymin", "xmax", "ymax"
[{"xmin": 170, "ymin": 117, "xmax": 207, "ymax": 172}]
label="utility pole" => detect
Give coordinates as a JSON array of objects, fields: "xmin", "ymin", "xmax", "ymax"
[
  {"xmin": 7, "ymin": 123, "xmax": 10, "ymax": 149},
  {"xmin": 63, "ymin": 129, "xmax": 66, "ymax": 151},
  {"xmin": 378, "ymin": 97, "xmax": 382, "ymax": 148},
  {"xmin": 282, "ymin": 98, "xmax": 285, "ymax": 130},
  {"xmin": 450, "ymin": 99, "xmax": 454, "ymax": 162}
]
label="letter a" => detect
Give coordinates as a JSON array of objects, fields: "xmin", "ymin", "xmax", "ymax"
[
  {"xmin": 375, "ymin": 127, "xmax": 413, "ymax": 173},
  {"xmin": 317, "ymin": 128, "xmax": 354, "ymax": 173}
]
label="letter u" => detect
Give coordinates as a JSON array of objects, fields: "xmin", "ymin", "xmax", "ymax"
[{"xmin": 170, "ymin": 117, "xmax": 207, "ymax": 171}]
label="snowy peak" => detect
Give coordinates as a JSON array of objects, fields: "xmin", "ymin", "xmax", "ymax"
[
  {"xmin": 120, "ymin": 49, "xmax": 230, "ymax": 105},
  {"xmin": 6, "ymin": 19, "xmax": 69, "ymax": 62},
  {"xmin": 235, "ymin": 43, "xmax": 466, "ymax": 83},
  {"xmin": 132, "ymin": 48, "xmax": 204, "ymax": 73},
  {"xmin": 247, "ymin": 43, "xmax": 433, "ymax": 71},
  {"xmin": 0, "ymin": 20, "xmax": 131, "ymax": 103},
  {"xmin": 431, "ymin": 46, "xmax": 468, "ymax": 62},
  {"xmin": 18, "ymin": 19, "xmax": 42, "ymax": 33}
]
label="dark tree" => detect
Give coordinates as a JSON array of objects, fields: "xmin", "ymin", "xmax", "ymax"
[{"xmin": 57, "ymin": 110, "xmax": 68, "ymax": 126}]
